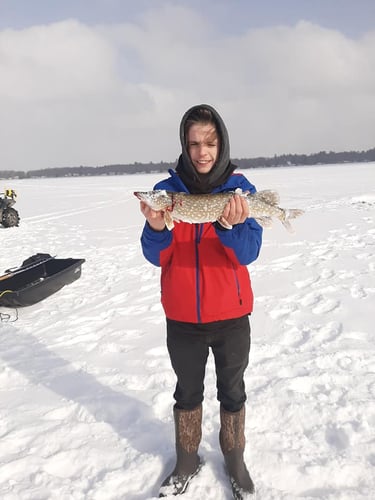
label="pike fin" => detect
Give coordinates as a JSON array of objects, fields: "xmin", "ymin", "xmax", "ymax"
[
  {"xmin": 281, "ymin": 209, "xmax": 305, "ymax": 233},
  {"xmin": 252, "ymin": 190, "xmax": 280, "ymax": 206},
  {"xmin": 164, "ymin": 211, "xmax": 175, "ymax": 230}
]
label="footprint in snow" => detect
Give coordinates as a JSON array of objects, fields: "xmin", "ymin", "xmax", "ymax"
[
  {"xmin": 294, "ymin": 276, "xmax": 320, "ymax": 289},
  {"xmin": 336, "ymin": 356, "xmax": 354, "ymax": 370},
  {"xmin": 268, "ymin": 304, "xmax": 297, "ymax": 319},
  {"xmin": 312, "ymin": 298, "xmax": 340, "ymax": 314},
  {"xmin": 325, "ymin": 424, "xmax": 350, "ymax": 451},
  {"xmin": 313, "ymin": 321, "xmax": 343, "ymax": 343},
  {"xmin": 350, "ymin": 284, "xmax": 367, "ymax": 298}
]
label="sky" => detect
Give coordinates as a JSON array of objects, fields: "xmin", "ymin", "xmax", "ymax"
[
  {"xmin": 1, "ymin": 0, "xmax": 375, "ymax": 171},
  {"xmin": 0, "ymin": 163, "xmax": 374, "ymax": 498}
]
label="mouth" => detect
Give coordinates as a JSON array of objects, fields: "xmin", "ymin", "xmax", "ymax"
[{"xmin": 194, "ymin": 159, "xmax": 213, "ymax": 169}]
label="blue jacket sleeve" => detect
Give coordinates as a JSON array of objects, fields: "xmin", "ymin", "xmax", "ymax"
[
  {"xmin": 213, "ymin": 173, "xmax": 263, "ymax": 265},
  {"xmin": 215, "ymin": 218, "xmax": 263, "ymax": 265},
  {"xmin": 140, "ymin": 222, "xmax": 173, "ymax": 266}
]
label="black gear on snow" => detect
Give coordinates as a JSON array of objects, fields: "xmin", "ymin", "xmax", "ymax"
[{"xmin": 2, "ymin": 207, "xmax": 20, "ymax": 227}]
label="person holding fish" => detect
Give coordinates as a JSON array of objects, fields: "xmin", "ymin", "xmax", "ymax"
[{"xmin": 137, "ymin": 104, "xmax": 262, "ymax": 498}]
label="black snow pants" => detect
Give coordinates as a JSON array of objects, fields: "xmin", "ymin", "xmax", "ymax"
[{"xmin": 166, "ymin": 315, "xmax": 251, "ymax": 413}]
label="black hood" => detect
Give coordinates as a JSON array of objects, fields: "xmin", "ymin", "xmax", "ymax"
[{"xmin": 175, "ymin": 104, "xmax": 236, "ymax": 193}]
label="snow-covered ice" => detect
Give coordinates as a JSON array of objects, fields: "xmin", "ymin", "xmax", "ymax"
[{"xmin": 0, "ymin": 162, "xmax": 374, "ymax": 499}]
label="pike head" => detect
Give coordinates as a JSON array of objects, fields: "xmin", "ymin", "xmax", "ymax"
[
  {"xmin": 134, "ymin": 190, "xmax": 176, "ymax": 229},
  {"xmin": 134, "ymin": 190, "xmax": 173, "ymax": 211}
]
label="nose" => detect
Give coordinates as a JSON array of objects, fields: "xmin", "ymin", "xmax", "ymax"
[{"xmin": 197, "ymin": 144, "xmax": 208, "ymax": 156}]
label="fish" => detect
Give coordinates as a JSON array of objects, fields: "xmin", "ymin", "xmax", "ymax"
[{"xmin": 134, "ymin": 188, "xmax": 304, "ymax": 232}]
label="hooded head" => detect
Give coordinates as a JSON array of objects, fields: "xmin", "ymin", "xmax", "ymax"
[{"xmin": 176, "ymin": 104, "xmax": 236, "ymax": 193}]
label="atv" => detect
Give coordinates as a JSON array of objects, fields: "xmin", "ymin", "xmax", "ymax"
[{"xmin": 0, "ymin": 189, "xmax": 20, "ymax": 227}]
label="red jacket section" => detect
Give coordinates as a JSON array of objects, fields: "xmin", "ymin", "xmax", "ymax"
[{"xmin": 159, "ymin": 221, "xmax": 254, "ymax": 323}]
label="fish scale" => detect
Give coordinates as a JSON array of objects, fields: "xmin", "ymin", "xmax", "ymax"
[{"xmin": 134, "ymin": 189, "xmax": 304, "ymax": 232}]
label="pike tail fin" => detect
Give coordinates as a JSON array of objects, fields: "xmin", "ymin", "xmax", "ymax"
[{"xmin": 281, "ymin": 209, "xmax": 305, "ymax": 233}]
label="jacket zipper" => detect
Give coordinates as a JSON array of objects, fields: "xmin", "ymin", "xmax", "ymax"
[
  {"xmin": 232, "ymin": 264, "xmax": 242, "ymax": 305},
  {"xmin": 195, "ymin": 224, "xmax": 204, "ymax": 322},
  {"xmin": 195, "ymin": 225, "xmax": 243, "ymax": 322}
]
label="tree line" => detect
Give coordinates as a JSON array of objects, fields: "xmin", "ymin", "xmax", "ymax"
[{"xmin": 1, "ymin": 147, "xmax": 374, "ymax": 179}]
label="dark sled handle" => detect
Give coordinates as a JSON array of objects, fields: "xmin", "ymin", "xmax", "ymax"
[{"xmin": 4, "ymin": 255, "xmax": 56, "ymax": 275}]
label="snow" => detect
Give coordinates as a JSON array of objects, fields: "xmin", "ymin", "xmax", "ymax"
[{"xmin": 0, "ymin": 162, "xmax": 374, "ymax": 500}]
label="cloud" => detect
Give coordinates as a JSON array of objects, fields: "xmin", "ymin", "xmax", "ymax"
[{"xmin": 1, "ymin": 6, "xmax": 374, "ymax": 171}]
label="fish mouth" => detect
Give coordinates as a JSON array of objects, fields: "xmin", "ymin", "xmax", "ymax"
[{"xmin": 134, "ymin": 192, "xmax": 144, "ymax": 200}]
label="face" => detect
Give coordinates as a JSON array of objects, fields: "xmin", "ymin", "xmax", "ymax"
[{"xmin": 186, "ymin": 123, "xmax": 219, "ymax": 174}]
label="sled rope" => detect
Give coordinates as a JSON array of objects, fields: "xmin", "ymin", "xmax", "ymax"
[{"xmin": 0, "ymin": 308, "xmax": 18, "ymax": 322}]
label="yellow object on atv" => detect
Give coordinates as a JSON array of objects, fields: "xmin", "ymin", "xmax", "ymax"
[{"xmin": 5, "ymin": 189, "xmax": 17, "ymax": 198}]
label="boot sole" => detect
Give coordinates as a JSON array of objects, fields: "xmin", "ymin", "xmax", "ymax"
[{"xmin": 159, "ymin": 460, "xmax": 204, "ymax": 497}]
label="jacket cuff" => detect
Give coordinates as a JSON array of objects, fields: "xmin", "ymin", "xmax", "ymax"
[
  {"xmin": 145, "ymin": 220, "xmax": 168, "ymax": 233},
  {"xmin": 214, "ymin": 221, "xmax": 230, "ymax": 231}
]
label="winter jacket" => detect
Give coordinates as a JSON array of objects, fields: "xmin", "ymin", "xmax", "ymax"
[{"xmin": 140, "ymin": 169, "xmax": 263, "ymax": 323}]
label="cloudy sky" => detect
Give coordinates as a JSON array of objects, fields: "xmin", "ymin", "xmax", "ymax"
[{"xmin": 1, "ymin": 0, "xmax": 374, "ymax": 171}]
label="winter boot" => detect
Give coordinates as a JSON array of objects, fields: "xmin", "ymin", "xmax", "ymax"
[
  {"xmin": 219, "ymin": 405, "xmax": 255, "ymax": 499},
  {"xmin": 159, "ymin": 405, "xmax": 202, "ymax": 497}
]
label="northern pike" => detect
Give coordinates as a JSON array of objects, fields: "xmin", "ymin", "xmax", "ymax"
[{"xmin": 134, "ymin": 188, "xmax": 304, "ymax": 232}]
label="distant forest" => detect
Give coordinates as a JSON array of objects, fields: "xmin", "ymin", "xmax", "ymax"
[{"xmin": 1, "ymin": 147, "xmax": 374, "ymax": 179}]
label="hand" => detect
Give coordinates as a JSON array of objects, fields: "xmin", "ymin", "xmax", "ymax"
[
  {"xmin": 140, "ymin": 202, "xmax": 166, "ymax": 231},
  {"xmin": 219, "ymin": 194, "xmax": 249, "ymax": 228}
]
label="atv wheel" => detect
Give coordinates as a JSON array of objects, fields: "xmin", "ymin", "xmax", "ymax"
[{"xmin": 2, "ymin": 207, "xmax": 20, "ymax": 227}]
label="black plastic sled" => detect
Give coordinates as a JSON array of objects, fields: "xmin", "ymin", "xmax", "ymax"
[{"xmin": 0, "ymin": 253, "xmax": 85, "ymax": 308}]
